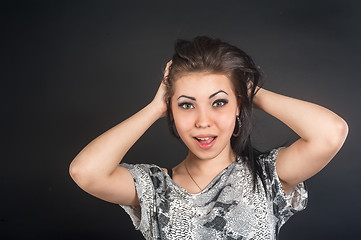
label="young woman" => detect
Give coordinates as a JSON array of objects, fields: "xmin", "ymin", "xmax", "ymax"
[{"xmin": 69, "ymin": 36, "xmax": 348, "ymax": 239}]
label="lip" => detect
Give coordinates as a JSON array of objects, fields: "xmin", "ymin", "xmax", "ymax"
[{"xmin": 193, "ymin": 136, "xmax": 217, "ymax": 150}]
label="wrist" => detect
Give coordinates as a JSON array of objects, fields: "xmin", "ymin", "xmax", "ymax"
[{"xmin": 148, "ymin": 100, "xmax": 167, "ymax": 119}]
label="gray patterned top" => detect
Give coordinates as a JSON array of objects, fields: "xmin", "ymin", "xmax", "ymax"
[{"xmin": 119, "ymin": 148, "xmax": 308, "ymax": 240}]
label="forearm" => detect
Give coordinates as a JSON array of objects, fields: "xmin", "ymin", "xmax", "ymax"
[
  {"xmin": 69, "ymin": 101, "xmax": 163, "ymax": 182},
  {"xmin": 253, "ymin": 88, "xmax": 348, "ymax": 147}
]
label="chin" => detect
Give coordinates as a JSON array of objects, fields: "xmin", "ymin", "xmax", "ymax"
[{"xmin": 188, "ymin": 145, "xmax": 228, "ymax": 161}]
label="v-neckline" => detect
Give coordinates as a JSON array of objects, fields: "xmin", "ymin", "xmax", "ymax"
[{"xmin": 162, "ymin": 160, "xmax": 237, "ymax": 196}]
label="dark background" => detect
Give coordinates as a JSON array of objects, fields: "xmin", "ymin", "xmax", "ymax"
[{"xmin": 1, "ymin": 0, "xmax": 360, "ymax": 239}]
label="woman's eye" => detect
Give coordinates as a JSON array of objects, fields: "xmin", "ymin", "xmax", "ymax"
[
  {"xmin": 178, "ymin": 103, "xmax": 194, "ymax": 109},
  {"xmin": 213, "ymin": 99, "xmax": 228, "ymax": 107}
]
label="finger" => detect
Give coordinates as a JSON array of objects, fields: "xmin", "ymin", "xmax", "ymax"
[
  {"xmin": 166, "ymin": 60, "xmax": 172, "ymax": 67},
  {"xmin": 163, "ymin": 60, "xmax": 172, "ymax": 82},
  {"xmin": 165, "ymin": 60, "xmax": 172, "ymax": 71}
]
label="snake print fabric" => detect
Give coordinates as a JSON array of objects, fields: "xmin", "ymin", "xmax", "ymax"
[{"xmin": 120, "ymin": 148, "xmax": 308, "ymax": 239}]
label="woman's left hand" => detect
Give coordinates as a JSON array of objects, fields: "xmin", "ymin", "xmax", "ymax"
[{"xmin": 255, "ymin": 88, "xmax": 348, "ymax": 193}]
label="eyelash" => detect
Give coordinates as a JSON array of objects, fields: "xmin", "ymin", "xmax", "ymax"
[
  {"xmin": 178, "ymin": 99, "xmax": 229, "ymax": 109},
  {"xmin": 178, "ymin": 102, "xmax": 194, "ymax": 109},
  {"xmin": 213, "ymin": 99, "xmax": 228, "ymax": 107}
]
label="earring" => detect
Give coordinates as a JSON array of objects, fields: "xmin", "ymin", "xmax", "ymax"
[{"xmin": 232, "ymin": 115, "xmax": 242, "ymax": 137}]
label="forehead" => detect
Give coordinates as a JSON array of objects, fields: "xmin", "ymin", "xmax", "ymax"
[{"xmin": 173, "ymin": 72, "xmax": 235, "ymax": 97}]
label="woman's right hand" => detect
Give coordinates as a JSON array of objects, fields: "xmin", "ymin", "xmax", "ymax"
[
  {"xmin": 69, "ymin": 60, "xmax": 174, "ymax": 206},
  {"xmin": 151, "ymin": 61, "xmax": 172, "ymax": 118}
]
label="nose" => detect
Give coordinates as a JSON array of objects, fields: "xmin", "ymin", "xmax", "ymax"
[{"xmin": 195, "ymin": 109, "xmax": 212, "ymax": 128}]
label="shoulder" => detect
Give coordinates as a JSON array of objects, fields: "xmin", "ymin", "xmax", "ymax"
[
  {"xmin": 121, "ymin": 162, "xmax": 164, "ymax": 173},
  {"xmin": 120, "ymin": 163, "xmax": 168, "ymax": 189},
  {"xmin": 257, "ymin": 148, "xmax": 284, "ymax": 186},
  {"xmin": 258, "ymin": 148, "xmax": 282, "ymax": 163},
  {"xmin": 258, "ymin": 148, "xmax": 283, "ymax": 173}
]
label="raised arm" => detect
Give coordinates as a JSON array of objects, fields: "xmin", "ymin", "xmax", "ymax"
[
  {"xmin": 69, "ymin": 62, "xmax": 170, "ymax": 206},
  {"xmin": 253, "ymin": 88, "xmax": 348, "ymax": 193}
]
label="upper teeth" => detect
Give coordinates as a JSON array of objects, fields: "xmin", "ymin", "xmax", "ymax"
[{"xmin": 198, "ymin": 137, "xmax": 211, "ymax": 141}]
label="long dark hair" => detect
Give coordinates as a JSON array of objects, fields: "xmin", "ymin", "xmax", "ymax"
[{"xmin": 164, "ymin": 36, "xmax": 266, "ymax": 193}]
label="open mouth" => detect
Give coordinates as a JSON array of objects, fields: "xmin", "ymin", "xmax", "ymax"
[
  {"xmin": 194, "ymin": 137, "xmax": 216, "ymax": 144},
  {"xmin": 193, "ymin": 136, "xmax": 217, "ymax": 149}
]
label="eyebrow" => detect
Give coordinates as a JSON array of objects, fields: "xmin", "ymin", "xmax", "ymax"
[
  {"xmin": 177, "ymin": 90, "xmax": 228, "ymax": 101},
  {"xmin": 209, "ymin": 90, "xmax": 228, "ymax": 99}
]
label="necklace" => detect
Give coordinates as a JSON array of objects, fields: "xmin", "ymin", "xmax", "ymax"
[
  {"xmin": 184, "ymin": 160, "xmax": 204, "ymax": 191},
  {"xmin": 184, "ymin": 157, "xmax": 236, "ymax": 192}
]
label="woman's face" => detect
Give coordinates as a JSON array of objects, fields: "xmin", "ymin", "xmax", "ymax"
[{"xmin": 171, "ymin": 72, "xmax": 239, "ymax": 160}]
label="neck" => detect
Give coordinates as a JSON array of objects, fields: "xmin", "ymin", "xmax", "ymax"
[{"xmin": 184, "ymin": 147, "xmax": 236, "ymax": 176}]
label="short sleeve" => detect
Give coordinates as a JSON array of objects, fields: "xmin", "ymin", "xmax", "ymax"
[
  {"xmin": 118, "ymin": 163, "xmax": 155, "ymax": 239},
  {"xmin": 259, "ymin": 148, "xmax": 308, "ymax": 230}
]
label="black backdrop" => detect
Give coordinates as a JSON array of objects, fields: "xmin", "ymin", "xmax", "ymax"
[{"xmin": 1, "ymin": 0, "xmax": 360, "ymax": 239}]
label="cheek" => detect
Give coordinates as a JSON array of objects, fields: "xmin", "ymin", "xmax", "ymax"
[
  {"xmin": 174, "ymin": 115, "xmax": 194, "ymax": 133},
  {"xmin": 214, "ymin": 107, "xmax": 237, "ymax": 132},
  {"xmin": 171, "ymin": 106, "xmax": 194, "ymax": 135},
  {"xmin": 216, "ymin": 113, "xmax": 236, "ymax": 131}
]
